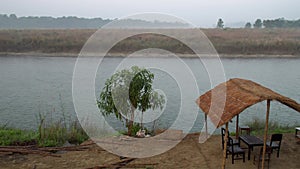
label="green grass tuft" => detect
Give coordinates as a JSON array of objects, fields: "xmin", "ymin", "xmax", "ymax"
[
  {"xmin": 245, "ymin": 117, "xmax": 297, "ymax": 135},
  {"xmin": 0, "ymin": 128, "xmax": 38, "ymax": 146}
]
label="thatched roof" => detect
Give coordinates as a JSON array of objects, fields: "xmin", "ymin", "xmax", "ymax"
[{"xmin": 196, "ymin": 78, "xmax": 300, "ymax": 128}]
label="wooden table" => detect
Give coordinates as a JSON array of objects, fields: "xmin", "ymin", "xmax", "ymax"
[{"xmin": 239, "ymin": 135, "xmax": 263, "ymax": 160}]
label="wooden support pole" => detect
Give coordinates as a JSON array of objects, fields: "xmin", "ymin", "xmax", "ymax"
[
  {"xmin": 222, "ymin": 122, "xmax": 229, "ymax": 169},
  {"xmin": 236, "ymin": 114, "xmax": 239, "ymax": 139},
  {"xmin": 262, "ymin": 99, "xmax": 271, "ymax": 169}
]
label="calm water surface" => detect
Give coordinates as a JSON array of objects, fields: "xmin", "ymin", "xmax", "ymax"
[{"xmin": 0, "ymin": 56, "xmax": 299, "ymax": 133}]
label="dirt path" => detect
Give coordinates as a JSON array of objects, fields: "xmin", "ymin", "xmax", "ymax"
[{"xmin": 0, "ymin": 133, "xmax": 299, "ymax": 169}]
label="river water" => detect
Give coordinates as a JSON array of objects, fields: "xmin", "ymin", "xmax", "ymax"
[{"xmin": 0, "ymin": 56, "xmax": 299, "ymax": 133}]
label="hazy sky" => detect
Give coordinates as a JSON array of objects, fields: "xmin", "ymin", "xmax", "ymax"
[{"xmin": 1, "ymin": 0, "xmax": 299, "ymax": 27}]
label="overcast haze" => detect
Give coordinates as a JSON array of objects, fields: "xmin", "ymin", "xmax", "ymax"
[{"xmin": 1, "ymin": 0, "xmax": 299, "ymax": 27}]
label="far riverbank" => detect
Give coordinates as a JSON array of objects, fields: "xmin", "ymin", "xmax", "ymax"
[{"xmin": 0, "ymin": 28, "xmax": 300, "ymax": 56}]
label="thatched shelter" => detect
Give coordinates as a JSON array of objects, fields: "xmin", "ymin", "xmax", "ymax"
[{"xmin": 196, "ymin": 78, "xmax": 300, "ymax": 169}]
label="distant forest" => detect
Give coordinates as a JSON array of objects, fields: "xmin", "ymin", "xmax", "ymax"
[
  {"xmin": 1, "ymin": 14, "xmax": 300, "ymax": 29},
  {"xmin": 0, "ymin": 14, "xmax": 111, "ymax": 29},
  {"xmin": 0, "ymin": 14, "xmax": 188, "ymax": 29},
  {"xmin": 263, "ymin": 18, "xmax": 300, "ymax": 28}
]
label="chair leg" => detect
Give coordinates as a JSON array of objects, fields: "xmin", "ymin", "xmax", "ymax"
[
  {"xmin": 277, "ymin": 149, "xmax": 280, "ymax": 158},
  {"xmin": 232, "ymin": 154, "xmax": 234, "ymax": 164},
  {"xmin": 243, "ymin": 153, "xmax": 245, "ymax": 163}
]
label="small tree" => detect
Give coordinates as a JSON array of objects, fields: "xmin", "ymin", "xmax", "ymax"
[
  {"xmin": 97, "ymin": 66, "xmax": 165, "ymax": 136},
  {"xmin": 245, "ymin": 22, "xmax": 252, "ymax": 28},
  {"xmin": 253, "ymin": 19, "xmax": 262, "ymax": 28},
  {"xmin": 217, "ymin": 18, "xmax": 224, "ymax": 29},
  {"xmin": 9, "ymin": 14, "xmax": 17, "ymax": 19}
]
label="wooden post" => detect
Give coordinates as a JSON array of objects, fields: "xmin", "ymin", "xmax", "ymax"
[
  {"xmin": 222, "ymin": 122, "xmax": 229, "ymax": 169},
  {"xmin": 236, "ymin": 114, "xmax": 239, "ymax": 139},
  {"xmin": 262, "ymin": 100, "xmax": 271, "ymax": 169}
]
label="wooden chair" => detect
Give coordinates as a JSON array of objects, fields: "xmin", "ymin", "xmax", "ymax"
[
  {"xmin": 253, "ymin": 146, "xmax": 272, "ymax": 169},
  {"xmin": 226, "ymin": 137, "xmax": 245, "ymax": 164},
  {"xmin": 221, "ymin": 127, "xmax": 239, "ymax": 149},
  {"xmin": 266, "ymin": 134, "xmax": 282, "ymax": 158}
]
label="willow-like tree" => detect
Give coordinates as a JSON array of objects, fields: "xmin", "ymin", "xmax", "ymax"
[{"xmin": 97, "ymin": 66, "xmax": 165, "ymax": 136}]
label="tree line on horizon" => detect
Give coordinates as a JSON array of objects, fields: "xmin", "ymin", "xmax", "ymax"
[
  {"xmin": 0, "ymin": 14, "xmax": 188, "ymax": 29},
  {"xmin": 0, "ymin": 14, "xmax": 111, "ymax": 29},
  {"xmin": 217, "ymin": 18, "xmax": 300, "ymax": 29},
  {"xmin": 2, "ymin": 14, "xmax": 299, "ymax": 29}
]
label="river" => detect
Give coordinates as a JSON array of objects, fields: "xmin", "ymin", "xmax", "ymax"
[{"xmin": 0, "ymin": 56, "xmax": 299, "ymax": 133}]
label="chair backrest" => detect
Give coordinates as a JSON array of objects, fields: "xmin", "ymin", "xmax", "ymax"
[
  {"xmin": 221, "ymin": 127, "xmax": 232, "ymax": 147},
  {"xmin": 270, "ymin": 134, "xmax": 283, "ymax": 146},
  {"xmin": 228, "ymin": 137, "xmax": 235, "ymax": 152},
  {"xmin": 221, "ymin": 128, "xmax": 226, "ymax": 135},
  {"xmin": 221, "ymin": 128, "xmax": 226, "ymax": 145}
]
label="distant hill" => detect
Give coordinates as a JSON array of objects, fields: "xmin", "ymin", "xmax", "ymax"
[{"xmin": 0, "ymin": 14, "xmax": 189, "ymax": 29}]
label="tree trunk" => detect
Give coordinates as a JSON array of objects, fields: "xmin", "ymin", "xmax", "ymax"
[
  {"xmin": 127, "ymin": 120, "xmax": 133, "ymax": 136},
  {"xmin": 141, "ymin": 112, "xmax": 144, "ymax": 129},
  {"xmin": 127, "ymin": 107, "xmax": 135, "ymax": 136}
]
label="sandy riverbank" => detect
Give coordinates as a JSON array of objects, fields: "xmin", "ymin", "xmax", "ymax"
[{"xmin": 0, "ymin": 133, "xmax": 299, "ymax": 169}]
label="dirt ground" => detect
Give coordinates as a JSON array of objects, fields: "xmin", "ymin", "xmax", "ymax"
[{"xmin": 0, "ymin": 133, "xmax": 299, "ymax": 169}]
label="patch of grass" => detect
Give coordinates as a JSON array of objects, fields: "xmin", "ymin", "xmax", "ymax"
[
  {"xmin": 0, "ymin": 128, "xmax": 38, "ymax": 146},
  {"xmin": 0, "ymin": 121, "xmax": 89, "ymax": 147},
  {"xmin": 245, "ymin": 117, "xmax": 297, "ymax": 135},
  {"xmin": 37, "ymin": 118, "xmax": 89, "ymax": 147},
  {"xmin": 0, "ymin": 112, "xmax": 89, "ymax": 147},
  {"xmin": 67, "ymin": 121, "xmax": 89, "ymax": 145}
]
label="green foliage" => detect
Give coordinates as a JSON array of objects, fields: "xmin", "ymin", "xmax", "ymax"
[
  {"xmin": 35, "ymin": 111, "xmax": 88, "ymax": 147},
  {"xmin": 0, "ymin": 121, "xmax": 88, "ymax": 147},
  {"xmin": 229, "ymin": 132, "xmax": 236, "ymax": 136},
  {"xmin": 253, "ymin": 19, "xmax": 263, "ymax": 28},
  {"xmin": 67, "ymin": 121, "xmax": 89, "ymax": 145},
  {"xmin": 97, "ymin": 66, "xmax": 165, "ymax": 135},
  {"xmin": 217, "ymin": 18, "xmax": 224, "ymax": 29},
  {"xmin": 0, "ymin": 129, "xmax": 38, "ymax": 146},
  {"xmin": 263, "ymin": 18, "xmax": 300, "ymax": 28},
  {"xmin": 245, "ymin": 22, "xmax": 252, "ymax": 28},
  {"xmin": 245, "ymin": 118, "xmax": 296, "ymax": 135}
]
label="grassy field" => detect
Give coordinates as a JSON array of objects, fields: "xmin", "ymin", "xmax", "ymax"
[{"xmin": 0, "ymin": 28, "xmax": 300, "ymax": 56}]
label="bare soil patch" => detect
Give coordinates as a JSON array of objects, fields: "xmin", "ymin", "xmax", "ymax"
[{"xmin": 0, "ymin": 133, "xmax": 299, "ymax": 169}]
